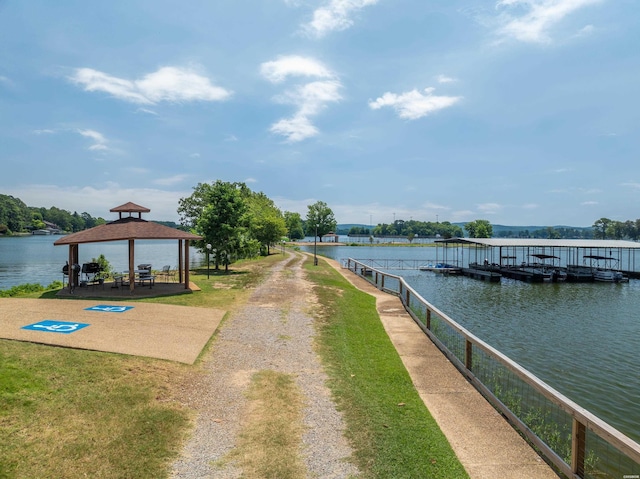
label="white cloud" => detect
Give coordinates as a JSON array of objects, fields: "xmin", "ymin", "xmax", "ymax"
[
  {"xmin": 260, "ymin": 55, "xmax": 334, "ymax": 83},
  {"xmin": 276, "ymin": 80, "xmax": 342, "ymax": 115},
  {"xmin": 32, "ymin": 129, "xmax": 56, "ymax": 135},
  {"xmin": 263, "ymin": 56, "xmax": 342, "ymax": 142},
  {"xmin": 153, "ymin": 174, "xmax": 190, "ymax": 186},
  {"xmin": 369, "ymin": 87, "xmax": 462, "ymax": 120},
  {"xmin": 477, "ymin": 202, "xmax": 503, "ymax": 214},
  {"xmin": 135, "ymin": 107, "xmax": 158, "ymax": 115},
  {"xmin": 575, "ymin": 24, "xmax": 595, "ymax": 37},
  {"xmin": 451, "ymin": 210, "xmax": 476, "ymax": 222},
  {"xmin": 522, "ymin": 203, "xmax": 539, "ymax": 209},
  {"xmin": 69, "ymin": 66, "xmax": 232, "ymax": 104},
  {"xmin": 189, "ymin": 153, "xmax": 201, "ymax": 158},
  {"xmin": 270, "ymin": 114, "xmax": 319, "ymax": 142},
  {"xmin": 494, "ymin": 0, "xmax": 603, "ymax": 44},
  {"xmin": 436, "ymin": 75, "xmax": 457, "ymax": 83},
  {"xmin": 77, "ymin": 129, "xmax": 109, "ymax": 151},
  {"xmin": 581, "ymin": 200, "xmax": 599, "ymax": 205},
  {"xmin": 302, "ymin": 0, "xmax": 379, "ymax": 38},
  {"xmin": 422, "ymin": 201, "xmax": 450, "ymax": 211},
  {"xmin": 245, "ymin": 177, "xmax": 258, "ymax": 184}
]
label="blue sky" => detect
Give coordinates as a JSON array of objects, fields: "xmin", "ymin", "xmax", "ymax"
[{"xmin": 1, "ymin": 0, "xmax": 638, "ymax": 227}]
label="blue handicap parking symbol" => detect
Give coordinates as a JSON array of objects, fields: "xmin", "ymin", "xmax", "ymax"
[
  {"xmin": 84, "ymin": 305, "xmax": 134, "ymax": 313},
  {"xmin": 22, "ymin": 320, "xmax": 90, "ymax": 334}
]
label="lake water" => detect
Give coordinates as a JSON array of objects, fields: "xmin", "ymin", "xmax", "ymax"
[
  {"xmin": 0, "ymin": 235, "xmax": 204, "ymax": 289},
  {"xmin": 2, "ymin": 237, "xmax": 638, "ymax": 445},
  {"xmin": 300, "ymin": 243, "xmax": 640, "ymax": 444}
]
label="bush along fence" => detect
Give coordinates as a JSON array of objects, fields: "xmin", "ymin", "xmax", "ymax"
[{"xmin": 345, "ymin": 258, "xmax": 640, "ymax": 479}]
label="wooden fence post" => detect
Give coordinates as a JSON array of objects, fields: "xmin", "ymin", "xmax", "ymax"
[
  {"xmin": 572, "ymin": 419, "xmax": 586, "ymax": 478},
  {"xmin": 465, "ymin": 339, "xmax": 473, "ymax": 371}
]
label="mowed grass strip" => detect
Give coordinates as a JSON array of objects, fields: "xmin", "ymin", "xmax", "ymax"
[
  {"xmin": 0, "ymin": 341, "xmax": 190, "ymax": 479},
  {"xmin": 306, "ymin": 257, "xmax": 469, "ymax": 479},
  {"xmin": 226, "ymin": 370, "xmax": 306, "ymax": 479},
  {"xmin": 0, "ymin": 254, "xmax": 280, "ymax": 479}
]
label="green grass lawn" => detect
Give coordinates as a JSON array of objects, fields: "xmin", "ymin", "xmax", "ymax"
[
  {"xmin": 306, "ymin": 258, "xmax": 468, "ymax": 478},
  {"xmin": 0, "ymin": 252, "xmax": 467, "ymax": 478}
]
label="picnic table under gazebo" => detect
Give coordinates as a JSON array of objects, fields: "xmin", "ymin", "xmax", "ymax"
[{"xmin": 54, "ymin": 202, "xmax": 202, "ymax": 294}]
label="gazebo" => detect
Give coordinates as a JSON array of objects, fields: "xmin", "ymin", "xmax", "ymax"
[{"xmin": 54, "ymin": 202, "xmax": 202, "ymax": 293}]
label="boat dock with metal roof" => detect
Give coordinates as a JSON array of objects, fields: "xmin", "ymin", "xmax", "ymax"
[{"xmin": 433, "ymin": 238, "xmax": 640, "ymax": 283}]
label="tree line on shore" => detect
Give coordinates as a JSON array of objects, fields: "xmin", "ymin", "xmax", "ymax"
[
  {"xmin": 3, "ymin": 191, "xmax": 638, "ymax": 248},
  {"xmin": 0, "ymin": 194, "xmax": 107, "ymax": 235}
]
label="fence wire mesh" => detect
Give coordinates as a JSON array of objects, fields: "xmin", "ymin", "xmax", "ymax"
[{"xmin": 346, "ymin": 258, "xmax": 640, "ymax": 479}]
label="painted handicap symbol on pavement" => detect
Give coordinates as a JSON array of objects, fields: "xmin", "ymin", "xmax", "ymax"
[
  {"xmin": 22, "ymin": 320, "xmax": 90, "ymax": 334},
  {"xmin": 85, "ymin": 305, "xmax": 134, "ymax": 313}
]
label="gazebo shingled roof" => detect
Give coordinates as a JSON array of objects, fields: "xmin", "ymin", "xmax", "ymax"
[
  {"xmin": 110, "ymin": 201, "xmax": 151, "ymax": 219},
  {"xmin": 53, "ymin": 216, "xmax": 201, "ymax": 245},
  {"xmin": 54, "ymin": 202, "xmax": 202, "ymax": 293}
]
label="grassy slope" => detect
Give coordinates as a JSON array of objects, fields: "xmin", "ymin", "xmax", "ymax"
[{"xmin": 307, "ymin": 257, "xmax": 468, "ymax": 478}]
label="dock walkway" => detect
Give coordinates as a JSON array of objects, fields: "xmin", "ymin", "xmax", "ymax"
[{"xmin": 327, "ymin": 257, "xmax": 558, "ymax": 479}]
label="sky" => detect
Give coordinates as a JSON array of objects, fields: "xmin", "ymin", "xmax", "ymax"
[{"xmin": 1, "ymin": 0, "xmax": 639, "ymax": 227}]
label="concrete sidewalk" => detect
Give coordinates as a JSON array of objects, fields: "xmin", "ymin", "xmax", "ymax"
[{"xmin": 326, "ymin": 258, "xmax": 559, "ymax": 479}]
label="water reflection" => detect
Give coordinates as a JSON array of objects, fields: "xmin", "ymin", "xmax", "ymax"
[{"xmin": 302, "ymin": 244, "xmax": 640, "ymax": 442}]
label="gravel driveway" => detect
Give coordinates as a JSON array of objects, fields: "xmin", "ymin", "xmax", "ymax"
[{"xmin": 171, "ymin": 251, "xmax": 359, "ymax": 478}]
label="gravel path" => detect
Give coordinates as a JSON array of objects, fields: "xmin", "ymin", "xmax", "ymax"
[{"xmin": 171, "ymin": 251, "xmax": 359, "ymax": 478}]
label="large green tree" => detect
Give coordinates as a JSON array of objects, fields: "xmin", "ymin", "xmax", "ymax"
[
  {"xmin": 0, "ymin": 195, "xmax": 30, "ymax": 233},
  {"xmin": 284, "ymin": 211, "xmax": 305, "ymax": 240},
  {"xmin": 592, "ymin": 218, "xmax": 612, "ymax": 239},
  {"xmin": 178, "ymin": 181, "xmax": 248, "ymax": 271},
  {"xmin": 306, "ymin": 201, "xmax": 337, "ymax": 242},
  {"xmin": 245, "ymin": 192, "xmax": 287, "ymax": 255},
  {"xmin": 465, "ymin": 219, "xmax": 493, "ymax": 238}
]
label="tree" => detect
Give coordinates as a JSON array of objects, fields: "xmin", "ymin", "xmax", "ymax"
[
  {"xmin": 545, "ymin": 227, "xmax": 561, "ymax": 239},
  {"xmin": 465, "ymin": 219, "xmax": 493, "ymax": 238},
  {"xmin": 592, "ymin": 218, "xmax": 611, "ymax": 239},
  {"xmin": 284, "ymin": 211, "xmax": 305, "ymax": 240},
  {"xmin": 306, "ymin": 201, "xmax": 337, "ymax": 242},
  {"xmin": 246, "ymin": 192, "xmax": 287, "ymax": 255},
  {"xmin": 0, "ymin": 194, "xmax": 30, "ymax": 233},
  {"xmin": 607, "ymin": 220, "xmax": 625, "ymax": 240},
  {"xmin": 179, "ymin": 181, "xmax": 248, "ymax": 272}
]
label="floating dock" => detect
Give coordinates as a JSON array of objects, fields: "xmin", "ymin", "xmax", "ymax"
[{"xmin": 433, "ymin": 238, "xmax": 640, "ymax": 284}]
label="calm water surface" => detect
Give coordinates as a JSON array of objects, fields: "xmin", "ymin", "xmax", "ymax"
[
  {"xmin": 0, "ymin": 235, "xmax": 203, "ymax": 289},
  {"xmin": 302, "ymin": 244, "xmax": 640, "ymax": 443}
]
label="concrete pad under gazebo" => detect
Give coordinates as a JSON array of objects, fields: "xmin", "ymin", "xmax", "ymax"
[{"xmin": 54, "ymin": 202, "xmax": 202, "ymax": 294}]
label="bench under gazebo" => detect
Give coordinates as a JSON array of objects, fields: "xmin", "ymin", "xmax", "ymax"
[{"xmin": 54, "ymin": 202, "xmax": 202, "ymax": 294}]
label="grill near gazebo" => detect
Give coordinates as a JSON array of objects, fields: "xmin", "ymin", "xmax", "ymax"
[{"xmin": 54, "ymin": 202, "xmax": 202, "ymax": 293}]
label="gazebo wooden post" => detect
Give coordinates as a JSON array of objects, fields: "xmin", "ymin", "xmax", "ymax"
[
  {"xmin": 54, "ymin": 203, "xmax": 202, "ymax": 296},
  {"xmin": 128, "ymin": 239, "xmax": 135, "ymax": 292},
  {"xmin": 68, "ymin": 245, "xmax": 75, "ymax": 291},
  {"xmin": 184, "ymin": 240, "xmax": 190, "ymax": 289},
  {"xmin": 178, "ymin": 240, "xmax": 184, "ymax": 284}
]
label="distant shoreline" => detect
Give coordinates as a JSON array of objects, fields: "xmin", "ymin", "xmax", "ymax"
[{"xmin": 287, "ymin": 241, "xmax": 437, "ymax": 247}]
